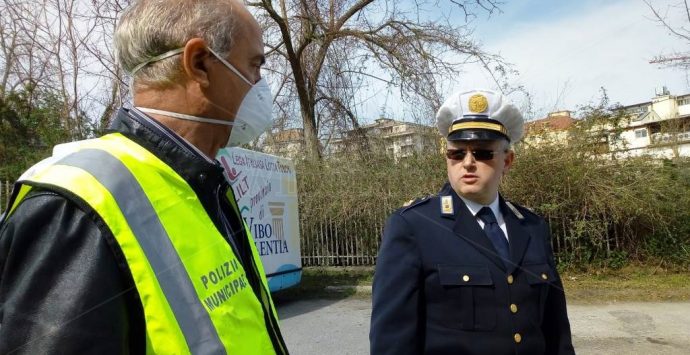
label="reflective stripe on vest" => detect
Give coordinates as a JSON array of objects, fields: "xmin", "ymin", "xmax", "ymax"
[{"xmin": 11, "ymin": 134, "xmax": 279, "ymax": 354}]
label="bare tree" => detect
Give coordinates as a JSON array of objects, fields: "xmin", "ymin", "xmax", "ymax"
[
  {"xmin": 0, "ymin": 0, "xmax": 130, "ymax": 139},
  {"xmin": 81, "ymin": 0, "xmax": 132, "ymax": 132},
  {"xmin": 3, "ymin": 0, "xmax": 508, "ymax": 160},
  {"xmin": 646, "ymin": 0, "xmax": 690, "ymax": 70},
  {"xmin": 0, "ymin": 1, "xmax": 19, "ymax": 96},
  {"xmin": 1, "ymin": 0, "xmax": 56, "ymax": 98},
  {"xmin": 646, "ymin": 0, "xmax": 690, "ymax": 159},
  {"xmin": 250, "ymin": 0, "xmax": 506, "ymax": 159}
]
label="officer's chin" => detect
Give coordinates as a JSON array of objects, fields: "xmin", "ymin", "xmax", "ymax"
[{"xmin": 460, "ymin": 182, "xmax": 488, "ymax": 197}]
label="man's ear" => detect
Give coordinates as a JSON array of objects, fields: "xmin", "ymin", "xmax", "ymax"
[
  {"xmin": 503, "ymin": 149, "xmax": 515, "ymax": 174},
  {"xmin": 181, "ymin": 38, "xmax": 213, "ymax": 88}
]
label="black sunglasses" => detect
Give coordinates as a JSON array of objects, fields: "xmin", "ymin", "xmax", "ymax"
[{"xmin": 445, "ymin": 148, "xmax": 501, "ymax": 161}]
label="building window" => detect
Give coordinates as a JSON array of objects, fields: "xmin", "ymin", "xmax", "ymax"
[
  {"xmin": 628, "ymin": 105, "xmax": 648, "ymax": 115},
  {"xmin": 634, "ymin": 129, "xmax": 647, "ymax": 138},
  {"xmin": 678, "ymin": 98, "xmax": 690, "ymax": 106}
]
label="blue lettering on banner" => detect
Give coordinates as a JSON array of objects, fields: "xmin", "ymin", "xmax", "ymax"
[
  {"xmin": 253, "ymin": 223, "xmax": 273, "ymax": 239},
  {"xmin": 256, "ymin": 239, "xmax": 289, "ymax": 256},
  {"xmin": 243, "ymin": 217, "xmax": 274, "ymax": 239}
]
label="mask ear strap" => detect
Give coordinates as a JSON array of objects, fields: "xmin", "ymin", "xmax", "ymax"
[
  {"xmin": 207, "ymin": 48, "xmax": 254, "ymax": 86},
  {"xmin": 130, "ymin": 48, "xmax": 185, "ymax": 76},
  {"xmin": 136, "ymin": 107, "xmax": 236, "ymax": 126}
]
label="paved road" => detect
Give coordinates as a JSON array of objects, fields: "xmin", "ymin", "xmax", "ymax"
[{"xmin": 276, "ymin": 297, "xmax": 690, "ymax": 355}]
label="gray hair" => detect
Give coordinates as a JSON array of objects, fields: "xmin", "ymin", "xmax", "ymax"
[
  {"xmin": 115, "ymin": 0, "xmax": 237, "ymax": 89},
  {"xmin": 500, "ymin": 139, "xmax": 512, "ymax": 151}
]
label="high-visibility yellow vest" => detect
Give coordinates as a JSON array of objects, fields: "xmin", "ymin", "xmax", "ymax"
[{"xmin": 6, "ymin": 133, "xmax": 287, "ymax": 354}]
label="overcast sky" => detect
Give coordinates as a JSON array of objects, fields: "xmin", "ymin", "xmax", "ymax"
[{"xmin": 356, "ymin": 0, "xmax": 690, "ymax": 122}]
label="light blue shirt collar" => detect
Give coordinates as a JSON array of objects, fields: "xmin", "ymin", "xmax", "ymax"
[{"xmin": 459, "ymin": 194, "xmax": 504, "ymax": 225}]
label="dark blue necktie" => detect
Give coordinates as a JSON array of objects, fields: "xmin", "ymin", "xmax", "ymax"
[{"xmin": 477, "ymin": 207, "xmax": 510, "ymax": 265}]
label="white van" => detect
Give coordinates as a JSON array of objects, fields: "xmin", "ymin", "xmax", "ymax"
[{"xmin": 216, "ymin": 147, "xmax": 302, "ymax": 292}]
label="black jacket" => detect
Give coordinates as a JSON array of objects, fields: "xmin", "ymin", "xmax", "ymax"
[
  {"xmin": 370, "ymin": 184, "xmax": 575, "ymax": 355},
  {"xmin": 0, "ymin": 108, "xmax": 286, "ymax": 354}
]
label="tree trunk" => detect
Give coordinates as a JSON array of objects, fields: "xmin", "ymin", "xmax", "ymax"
[{"xmin": 301, "ymin": 105, "xmax": 321, "ymax": 159}]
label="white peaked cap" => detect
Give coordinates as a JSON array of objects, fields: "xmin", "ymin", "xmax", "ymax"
[{"xmin": 436, "ymin": 89, "xmax": 524, "ymax": 143}]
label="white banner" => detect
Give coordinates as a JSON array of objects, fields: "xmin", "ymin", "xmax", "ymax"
[{"xmin": 217, "ymin": 147, "xmax": 302, "ymax": 291}]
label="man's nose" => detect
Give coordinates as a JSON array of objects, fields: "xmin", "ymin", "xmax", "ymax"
[{"xmin": 461, "ymin": 150, "xmax": 476, "ymax": 168}]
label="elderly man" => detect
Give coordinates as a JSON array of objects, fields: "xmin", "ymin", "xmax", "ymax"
[
  {"xmin": 0, "ymin": 0, "xmax": 287, "ymax": 354},
  {"xmin": 370, "ymin": 89, "xmax": 575, "ymax": 355}
]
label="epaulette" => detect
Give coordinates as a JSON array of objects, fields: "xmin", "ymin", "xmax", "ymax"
[
  {"xmin": 401, "ymin": 195, "xmax": 431, "ymax": 213},
  {"xmin": 505, "ymin": 200, "xmax": 537, "ymax": 220}
]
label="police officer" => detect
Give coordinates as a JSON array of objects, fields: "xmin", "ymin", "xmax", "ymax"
[
  {"xmin": 370, "ymin": 89, "xmax": 575, "ymax": 355},
  {"xmin": 0, "ymin": 0, "xmax": 287, "ymax": 354}
]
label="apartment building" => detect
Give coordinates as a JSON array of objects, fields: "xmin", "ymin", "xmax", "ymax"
[
  {"xmin": 325, "ymin": 118, "xmax": 437, "ymax": 159},
  {"xmin": 615, "ymin": 90, "xmax": 690, "ymax": 158}
]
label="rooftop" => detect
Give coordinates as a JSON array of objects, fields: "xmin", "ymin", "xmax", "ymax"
[{"xmin": 525, "ymin": 111, "xmax": 576, "ymax": 134}]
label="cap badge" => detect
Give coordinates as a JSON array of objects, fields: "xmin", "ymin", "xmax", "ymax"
[{"xmin": 468, "ymin": 94, "xmax": 489, "ymax": 113}]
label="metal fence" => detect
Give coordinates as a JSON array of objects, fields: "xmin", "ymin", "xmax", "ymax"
[
  {"xmin": 299, "ymin": 207, "xmax": 391, "ymax": 267},
  {"xmin": 0, "ymin": 176, "xmax": 386, "ymax": 265}
]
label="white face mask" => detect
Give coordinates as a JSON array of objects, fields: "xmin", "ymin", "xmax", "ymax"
[{"xmin": 132, "ymin": 47, "xmax": 274, "ymax": 147}]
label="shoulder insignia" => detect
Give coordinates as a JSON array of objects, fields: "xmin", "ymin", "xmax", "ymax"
[
  {"xmin": 400, "ymin": 195, "xmax": 430, "ymax": 212},
  {"xmin": 505, "ymin": 201, "xmax": 525, "ymax": 220},
  {"xmin": 505, "ymin": 200, "xmax": 540, "ymax": 220},
  {"xmin": 440, "ymin": 195, "xmax": 454, "ymax": 216}
]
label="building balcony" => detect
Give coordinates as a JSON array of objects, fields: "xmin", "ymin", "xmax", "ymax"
[{"xmin": 650, "ymin": 132, "xmax": 690, "ymax": 145}]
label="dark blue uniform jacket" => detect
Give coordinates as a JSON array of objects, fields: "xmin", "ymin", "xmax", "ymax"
[{"xmin": 370, "ymin": 184, "xmax": 575, "ymax": 355}]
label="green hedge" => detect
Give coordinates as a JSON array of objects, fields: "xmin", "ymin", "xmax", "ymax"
[{"xmin": 296, "ymin": 141, "xmax": 690, "ymax": 268}]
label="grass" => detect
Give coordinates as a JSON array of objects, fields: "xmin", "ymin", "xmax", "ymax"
[
  {"xmin": 273, "ymin": 264, "xmax": 690, "ymax": 303},
  {"xmin": 273, "ymin": 267, "xmax": 374, "ymax": 300},
  {"xmin": 561, "ymin": 264, "xmax": 690, "ymax": 303}
]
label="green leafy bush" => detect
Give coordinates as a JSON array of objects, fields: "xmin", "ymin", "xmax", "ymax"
[{"xmin": 296, "ymin": 104, "xmax": 690, "ymax": 267}]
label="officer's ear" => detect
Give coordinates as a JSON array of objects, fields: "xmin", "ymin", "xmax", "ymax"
[
  {"xmin": 502, "ymin": 149, "xmax": 514, "ymax": 175},
  {"xmin": 181, "ymin": 38, "xmax": 213, "ymax": 88}
]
